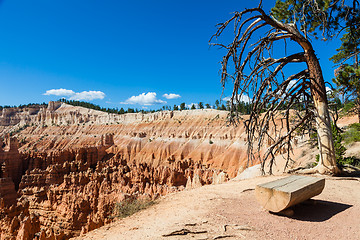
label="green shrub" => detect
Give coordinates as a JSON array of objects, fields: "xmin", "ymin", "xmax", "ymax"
[
  {"xmin": 332, "ymin": 124, "xmax": 347, "ymax": 163},
  {"xmin": 343, "ymin": 127, "xmax": 360, "ymax": 145},
  {"xmin": 348, "ymin": 123, "xmax": 360, "ymax": 131},
  {"xmin": 112, "ymin": 198, "xmax": 155, "ymax": 219},
  {"xmin": 338, "ymin": 156, "xmax": 360, "ymax": 167},
  {"xmin": 313, "ymin": 154, "xmax": 358, "ymax": 167}
]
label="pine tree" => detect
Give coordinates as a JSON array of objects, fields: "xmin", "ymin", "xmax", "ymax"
[
  {"xmin": 215, "ymin": 100, "xmax": 220, "ymax": 110},
  {"xmin": 199, "ymin": 102, "xmax": 204, "ymax": 109},
  {"xmin": 180, "ymin": 102, "xmax": 186, "ymax": 111}
]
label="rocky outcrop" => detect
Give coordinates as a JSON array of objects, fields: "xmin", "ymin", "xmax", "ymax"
[
  {"xmin": 0, "ymin": 106, "xmax": 42, "ymax": 127},
  {"xmin": 0, "ymin": 140, "xmax": 223, "ymax": 239},
  {"xmin": 0, "ymin": 134, "xmax": 22, "ymax": 207},
  {"xmin": 1, "ymin": 101, "xmax": 173, "ymax": 128},
  {"xmin": 0, "ymin": 178, "xmax": 17, "ymax": 207},
  {"xmin": 0, "ymin": 102, "xmax": 258, "ymax": 239}
]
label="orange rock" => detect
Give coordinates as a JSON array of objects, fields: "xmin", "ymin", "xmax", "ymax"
[{"xmin": 0, "ymin": 103, "xmax": 267, "ymax": 238}]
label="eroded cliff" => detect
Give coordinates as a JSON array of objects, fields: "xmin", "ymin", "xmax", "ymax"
[{"xmin": 0, "ymin": 102, "xmax": 255, "ymax": 239}]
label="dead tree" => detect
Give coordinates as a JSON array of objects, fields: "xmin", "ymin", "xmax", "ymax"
[{"xmin": 211, "ymin": 2, "xmax": 340, "ymax": 175}]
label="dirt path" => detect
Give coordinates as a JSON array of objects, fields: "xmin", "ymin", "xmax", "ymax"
[{"xmin": 73, "ymin": 175, "xmax": 360, "ymax": 240}]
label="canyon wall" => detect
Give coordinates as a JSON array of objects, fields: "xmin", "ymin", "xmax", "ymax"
[{"xmin": 0, "ymin": 102, "xmax": 258, "ymax": 239}]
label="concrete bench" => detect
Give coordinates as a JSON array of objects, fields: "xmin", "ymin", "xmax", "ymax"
[{"xmin": 255, "ymin": 175, "xmax": 325, "ymax": 213}]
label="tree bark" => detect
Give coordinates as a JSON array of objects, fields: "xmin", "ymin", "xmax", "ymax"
[
  {"xmin": 356, "ymin": 54, "xmax": 359, "ymax": 123},
  {"xmin": 356, "ymin": 98, "xmax": 360, "ymax": 123},
  {"xmin": 303, "ymin": 48, "xmax": 341, "ymax": 174}
]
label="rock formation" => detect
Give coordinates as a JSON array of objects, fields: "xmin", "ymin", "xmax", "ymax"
[
  {"xmin": 0, "ymin": 134, "xmax": 22, "ymax": 207},
  {"xmin": 0, "ymin": 102, "xmax": 263, "ymax": 239}
]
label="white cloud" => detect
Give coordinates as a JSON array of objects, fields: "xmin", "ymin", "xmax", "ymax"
[
  {"xmin": 122, "ymin": 92, "xmax": 167, "ymax": 105},
  {"xmin": 288, "ymin": 80, "xmax": 297, "ymax": 89},
  {"xmin": 163, "ymin": 93, "xmax": 181, "ymax": 99},
  {"xmin": 223, "ymin": 95, "xmax": 250, "ymax": 103},
  {"xmin": 43, "ymin": 88, "xmax": 75, "ymax": 96},
  {"xmin": 69, "ymin": 91, "xmax": 105, "ymax": 101},
  {"xmin": 283, "ymin": 80, "xmax": 298, "ymax": 94},
  {"xmin": 186, "ymin": 103, "xmax": 199, "ymax": 109},
  {"xmin": 43, "ymin": 88, "xmax": 105, "ymax": 101},
  {"xmin": 326, "ymin": 87, "xmax": 332, "ymax": 93},
  {"xmin": 241, "ymin": 95, "xmax": 251, "ymax": 103}
]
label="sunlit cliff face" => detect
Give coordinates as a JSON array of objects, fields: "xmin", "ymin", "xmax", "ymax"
[{"xmin": 0, "ymin": 102, "xmax": 260, "ymax": 239}]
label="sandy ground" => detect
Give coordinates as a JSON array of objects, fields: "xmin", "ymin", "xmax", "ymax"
[{"xmin": 73, "ymin": 174, "xmax": 360, "ymax": 240}]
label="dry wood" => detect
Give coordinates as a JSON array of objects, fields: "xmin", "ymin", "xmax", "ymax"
[
  {"xmin": 255, "ymin": 175, "xmax": 325, "ymax": 212},
  {"xmin": 224, "ymin": 224, "xmax": 253, "ymax": 232},
  {"xmin": 241, "ymin": 188, "xmax": 254, "ymax": 193},
  {"xmin": 213, "ymin": 235, "xmax": 238, "ymax": 239},
  {"xmin": 184, "ymin": 223, "xmax": 197, "ymax": 226},
  {"xmin": 162, "ymin": 229, "xmax": 207, "ymax": 237}
]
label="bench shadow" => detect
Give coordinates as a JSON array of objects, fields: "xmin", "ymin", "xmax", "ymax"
[{"xmin": 278, "ymin": 200, "xmax": 352, "ymax": 222}]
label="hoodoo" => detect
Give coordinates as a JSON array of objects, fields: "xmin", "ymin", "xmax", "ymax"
[{"xmin": 0, "ymin": 102, "xmax": 260, "ymax": 239}]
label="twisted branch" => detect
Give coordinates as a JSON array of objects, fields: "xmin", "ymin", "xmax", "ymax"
[{"xmin": 211, "ymin": 7, "xmax": 317, "ymax": 174}]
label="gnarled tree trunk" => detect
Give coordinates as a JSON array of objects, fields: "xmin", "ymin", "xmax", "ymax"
[
  {"xmin": 275, "ymin": 22, "xmax": 341, "ymax": 175},
  {"xmin": 356, "ymin": 98, "xmax": 360, "ymax": 123},
  {"xmin": 303, "ymin": 48, "xmax": 340, "ymax": 174}
]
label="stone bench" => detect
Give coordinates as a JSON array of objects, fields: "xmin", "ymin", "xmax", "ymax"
[{"xmin": 255, "ymin": 175, "xmax": 325, "ymax": 213}]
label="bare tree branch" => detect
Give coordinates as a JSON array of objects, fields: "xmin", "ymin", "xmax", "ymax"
[{"xmin": 210, "ymin": 5, "xmax": 335, "ymax": 174}]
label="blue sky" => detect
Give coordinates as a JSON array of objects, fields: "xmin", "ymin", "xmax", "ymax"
[{"xmin": 0, "ymin": 0, "xmax": 342, "ymax": 109}]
